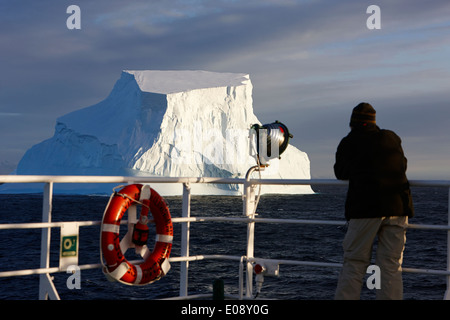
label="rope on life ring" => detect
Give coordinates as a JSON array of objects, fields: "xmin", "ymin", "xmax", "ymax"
[{"xmin": 100, "ymin": 184, "xmax": 173, "ymax": 285}]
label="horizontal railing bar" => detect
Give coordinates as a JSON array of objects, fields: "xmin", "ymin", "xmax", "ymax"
[
  {"xmin": 172, "ymin": 216, "xmax": 346, "ymax": 225},
  {"xmin": 246, "ymin": 258, "xmax": 450, "ymax": 276},
  {"xmin": 406, "ymin": 223, "xmax": 450, "ymax": 231},
  {"xmin": 402, "ymin": 267, "xmax": 450, "ymax": 276},
  {"xmin": 0, "ymin": 175, "xmax": 244, "ymax": 185},
  {"xmin": 249, "ymin": 179, "xmax": 450, "ymax": 187},
  {"xmin": 169, "ymin": 254, "xmax": 243, "ymax": 262},
  {"xmin": 1, "ymin": 175, "xmax": 449, "ymax": 188},
  {"xmin": 160, "ymin": 294, "xmax": 260, "ymax": 300},
  {"xmin": 0, "ymin": 261, "xmax": 112, "ymax": 278},
  {"xmin": 161, "ymin": 293, "xmax": 214, "ymax": 300},
  {"xmin": 250, "ymin": 178, "xmax": 345, "ymax": 186},
  {"xmin": 3, "ymin": 255, "xmax": 449, "ymax": 278},
  {"xmin": 0, "ymin": 220, "xmax": 125, "ymax": 230},
  {"xmin": 1, "ymin": 218, "xmax": 448, "ymax": 231},
  {"xmin": 0, "ymin": 221, "xmax": 100, "ymax": 230},
  {"xmin": 0, "ymin": 267, "xmax": 61, "ymax": 278},
  {"xmin": 0, "ymin": 255, "xmax": 242, "ymax": 278}
]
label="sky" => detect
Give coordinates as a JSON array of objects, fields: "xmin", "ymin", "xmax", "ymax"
[{"xmin": 0, "ymin": 0, "xmax": 449, "ymax": 180}]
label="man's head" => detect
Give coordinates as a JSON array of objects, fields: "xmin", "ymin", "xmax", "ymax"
[{"xmin": 350, "ymin": 102, "xmax": 376, "ymax": 128}]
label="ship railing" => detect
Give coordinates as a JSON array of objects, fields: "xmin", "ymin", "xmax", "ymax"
[{"xmin": 0, "ymin": 175, "xmax": 449, "ymax": 300}]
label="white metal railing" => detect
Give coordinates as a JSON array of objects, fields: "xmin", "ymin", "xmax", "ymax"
[{"xmin": 0, "ymin": 175, "xmax": 449, "ymax": 300}]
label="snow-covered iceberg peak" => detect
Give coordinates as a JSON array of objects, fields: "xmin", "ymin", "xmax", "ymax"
[
  {"xmin": 128, "ymin": 70, "xmax": 250, "ymax": 94},
  {"xmin": 14, "ymin": 70, "xmax": 312, "ymax": 195}
]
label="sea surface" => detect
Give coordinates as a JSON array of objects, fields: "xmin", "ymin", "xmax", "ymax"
[{"xmin": 0, "ymin": 185, "xmax": 448, "ymax": 300}]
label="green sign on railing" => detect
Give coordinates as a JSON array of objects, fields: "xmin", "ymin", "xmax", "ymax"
[{"xmin": 61, "ymin": 235, "xmax": 78, "ymax": 257}]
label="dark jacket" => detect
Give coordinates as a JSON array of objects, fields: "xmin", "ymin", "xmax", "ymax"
[{"xmin": 334, "ymin": 125, "xmax": 414, "ymax": 220}]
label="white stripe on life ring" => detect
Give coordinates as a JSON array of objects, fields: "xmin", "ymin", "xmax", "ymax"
[
  {"xmin": 156, "ymin": 234, "xmax": 173, "ymax": 243},
  {"xmin": 134, "ymin": 265, "xmax": 143, "ymax": 284},
  {"xmin": 108, "ymin": 262, "xmax": 129, "ymax": 281},
  {"xmin": 102, "ymin": 223, "xmax": 120, "ymax": 234}
]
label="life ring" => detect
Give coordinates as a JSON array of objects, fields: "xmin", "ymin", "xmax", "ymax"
[{"xmin": 100, "ymin": 184, "xmax": 173, "ymax": 285}]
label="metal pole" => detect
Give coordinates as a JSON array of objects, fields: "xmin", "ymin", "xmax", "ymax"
[
  {"xmin": 244, "ymin": 166, "xmax": 259, "ymax": 298},
  {"xmin": 180, "ymin": 183, "xmax": 191, "ymax": 297},
  {"xmin": 38, "ymin": 182, "xmax": 60, "ymax": 300},
  {"xmin": 239, "ymin": 256, "xmax": 245, "ymax": 300}
]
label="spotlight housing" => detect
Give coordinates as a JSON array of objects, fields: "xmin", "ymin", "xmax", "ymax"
[{"xmin": 251, "ymin": 121, "xmax": 293, "ymax": 164}]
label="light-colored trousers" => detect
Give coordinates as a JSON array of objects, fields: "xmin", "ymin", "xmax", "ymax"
[{"xmin": 334, "ymin": 216, "xmax": 408, "ymax": 300}]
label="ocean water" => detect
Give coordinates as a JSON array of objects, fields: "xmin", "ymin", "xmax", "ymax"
[{"xmin": 0, "ymin": 185, "xmax": 448, "ymax": 300}]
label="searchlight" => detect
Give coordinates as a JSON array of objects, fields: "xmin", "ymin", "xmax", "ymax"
[{"xmin": 250, "ymin": 121, "xmax": 293, "ymax": 165}]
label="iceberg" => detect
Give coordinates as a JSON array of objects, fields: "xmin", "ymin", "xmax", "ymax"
[{"xmin": 7, "ymin": 70, "xmax": 313, "ymax": 195}]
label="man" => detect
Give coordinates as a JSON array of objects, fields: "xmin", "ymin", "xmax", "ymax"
[{"xmin": 334, "ymin": 102, "xmax": 414, "ymax": 300}]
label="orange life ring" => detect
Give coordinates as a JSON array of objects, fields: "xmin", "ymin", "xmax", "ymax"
[{"xmin": 100, "ymin": 184, "xmax": 173, "ymax": 285}]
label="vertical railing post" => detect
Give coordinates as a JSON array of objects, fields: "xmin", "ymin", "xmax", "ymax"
[
  {"xmin": 38, "ymin": 182, "xmax": 60, "ymax": 300},
  {"xmin": 244, "ymin": 166, "xmax": 259, "ymax": 298},
  {"xmin": 445, "ymin": 187, "xmax": 450, "ymax": 300},
  {"xmin": 180, "ymin": 183, "xmax": 191, "ymax": 297}
]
